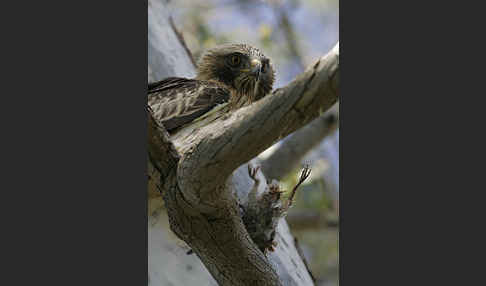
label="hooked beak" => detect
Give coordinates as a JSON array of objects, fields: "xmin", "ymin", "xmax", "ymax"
[{"xmin": 250, "ymin": 58, "xmax": 261, "ymax": 80}]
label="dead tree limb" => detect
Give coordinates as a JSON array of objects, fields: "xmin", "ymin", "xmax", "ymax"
[
  {"xmin": 172, "ymin": 42, "xmax": 339, "ymax": 200},
  {"xmin": 147, "ymin": 1, "xmax": 339, "ymax": 285},
  {"xmin": 260, "ymin": 111, "xmax": 338, "ymax": 181},
  {"xmin": 154, "ymin": 42, "xmax": 338, "ymax": 286}
]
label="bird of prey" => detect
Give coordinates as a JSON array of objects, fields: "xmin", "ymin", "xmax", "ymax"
[{"xmin": 148, "ymin": 44, "xmax": 275, "ymax": 133}]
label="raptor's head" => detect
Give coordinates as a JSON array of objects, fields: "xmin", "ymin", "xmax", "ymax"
[{"xmin": 196, "ymin": 44, "xmax": 275, "ymax": 106}]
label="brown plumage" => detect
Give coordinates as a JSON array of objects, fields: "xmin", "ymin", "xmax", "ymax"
[{"xmin": 148, "ymin": 44, "xmax": 275, "ymax": 133}]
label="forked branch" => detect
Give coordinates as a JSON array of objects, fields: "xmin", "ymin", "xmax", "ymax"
[
  {"xmin": 148, "ymin": 42, "xmax": 339, "ymax": 286},
  {"xmin": 174, "ymin": 42, "xmax": 339, "ymax": 202}
]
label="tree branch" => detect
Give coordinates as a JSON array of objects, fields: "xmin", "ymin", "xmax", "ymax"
[
  {"xmin": 148, "ymin": 2, "xmax": 338, "ymax": 284},
  {"xmin": 159, "ymin": 44, "xmax": 338, "ymax": 285},
  {"xmin": 148, "ymin": 0, "xmax": 196, "ymax": 82},
  {"xmin": 147, "ymin": 107, "xmax": 179, "ymax": 180},
  {"xmin": 174, "ymin": 42, "xmax": 339, "ymax": 201},
  {"xmin": 260, "ymin": 111, "xmax": 338, "ymax": 181},
  {"xmin": 149, "ymin": 108, "xmax": 283, "ymax": 285}
]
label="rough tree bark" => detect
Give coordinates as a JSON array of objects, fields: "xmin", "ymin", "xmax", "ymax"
[
  {"xmin": 148, "ymin": 1, "xmax": 217, "ymax": 285},
  {"xmin": 148, "ymin": 1, "xmax": 339, "ymax": 285}
]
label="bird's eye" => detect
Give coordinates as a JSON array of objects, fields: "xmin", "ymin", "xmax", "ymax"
[{"xmin": 230, "ymin": 55, "xmax": 241, "ymax": 66}]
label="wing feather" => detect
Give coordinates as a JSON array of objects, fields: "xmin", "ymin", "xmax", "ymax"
[{"xmin": 148, "ymin": 77, "xmax": 231, "ymax": 132}]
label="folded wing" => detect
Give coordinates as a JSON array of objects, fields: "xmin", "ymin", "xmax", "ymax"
[{"xmin": 148, "ymin": 77, "xmax": 230, "ymax": 132}]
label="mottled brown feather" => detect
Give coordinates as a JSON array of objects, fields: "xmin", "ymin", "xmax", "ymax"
[
  {"xmin": 148, "ymin": 44, "xmax": 274, "ymax": 133},
  {"xmin": 148, "ymin": 77, "xmax": 230, "ymax": 132}
]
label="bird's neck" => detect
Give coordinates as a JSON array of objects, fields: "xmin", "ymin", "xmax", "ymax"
[{"xmin": 195, "ymin": 75, "xmax": 266, "ymax": 109}]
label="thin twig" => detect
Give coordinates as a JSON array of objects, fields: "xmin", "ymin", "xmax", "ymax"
[
  {"xmin": 169, "ymin": 16, "xmax": 197, "ymax": 68},
  {"xmin": 285, "ymin": 165, "xmax": 311, "ymax": 209}
]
